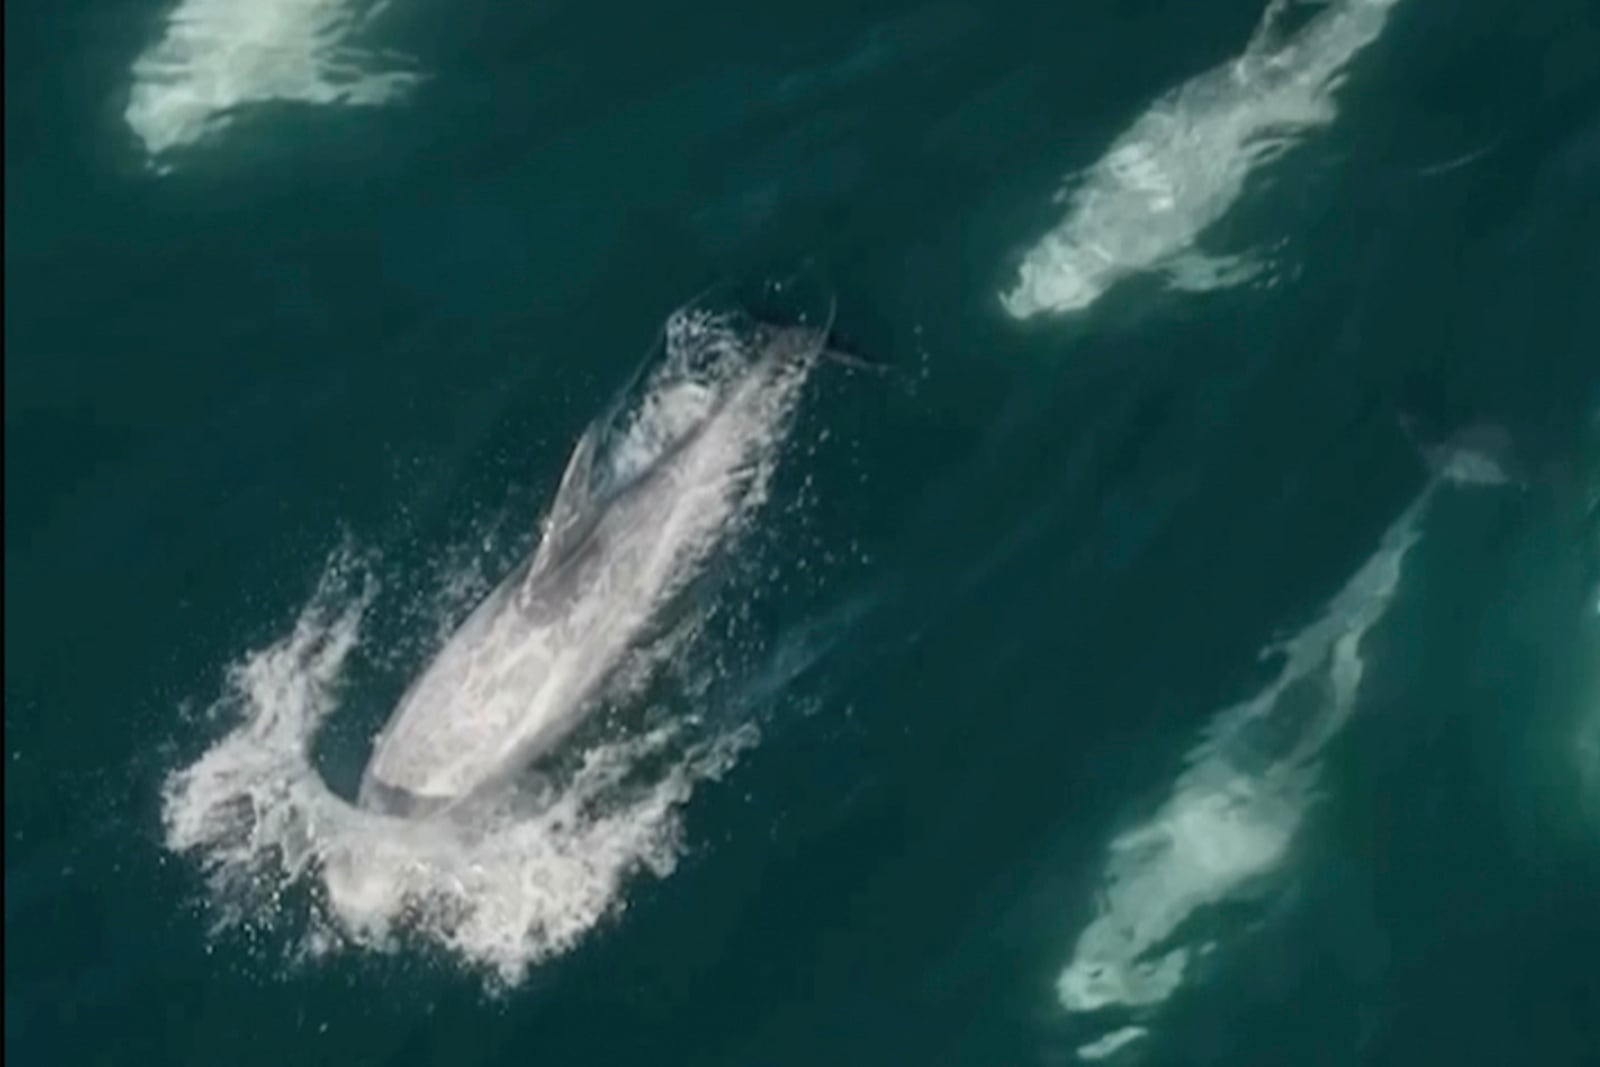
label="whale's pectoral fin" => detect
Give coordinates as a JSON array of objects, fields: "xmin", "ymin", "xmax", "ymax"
[
  {"xmin": 1245, "ymin": 0, "xmax": 1331, "ymax": 57},
  {"xmin": 821, "ymin": 347, "xmax": 892, "ymax": 375},
  {"xmin": 1163, "ymin": 250, "xmax": 1267, "ymax": 295}
]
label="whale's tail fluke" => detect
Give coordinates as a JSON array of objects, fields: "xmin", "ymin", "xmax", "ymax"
[
  {"xmin": 358, "ymin": 772, "xmax": 452, "ymax": 820},
  {"xmin": 1397, "ymin": 410, "xmax": 1525, "ymax": 489}
]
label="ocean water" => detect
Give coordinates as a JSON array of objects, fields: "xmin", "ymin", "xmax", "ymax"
[{"xmin": 6, "ymin": 0, "xmax": 1600, "ymax": 1064}]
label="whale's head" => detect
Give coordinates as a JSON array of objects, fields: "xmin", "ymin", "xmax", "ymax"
[
  {"xmin": 1003, "ymin": 252, "xmax": 1112, "ymax": 318},
  {"xmin": 751, "ymin": 321, "xmax": 832, "ymax": 374}
]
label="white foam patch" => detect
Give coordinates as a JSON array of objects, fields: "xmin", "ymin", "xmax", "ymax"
[
  {"xmin": 1059, "ymin": 488, "xmax": 1432, "ymax": 1054},
  {"xmin": 126, "ymin": 0, "xmax": 420, "ymax": 166},
  {"xmin": 162, "ymin": 547, "xmax": 758, "ymax": 986},
  {"xmin": 1003, "ymin": 0, "xmax": 1403, "ymax": 318}
]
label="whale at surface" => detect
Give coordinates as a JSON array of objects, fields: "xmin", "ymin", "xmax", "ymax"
[
  {"xmin": 359, "ymin": 285, "xmax": 836, "ymax": 819},
  {"xmin": 1002, "ymin": 0, "xmax": 1404, "ymax": 319},
  {"xmin": 1056, "ymin": 420, "xmax": 1523, "ymax": 1060}
]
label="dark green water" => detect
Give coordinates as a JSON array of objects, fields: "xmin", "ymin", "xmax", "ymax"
[{"xmin": 6, "ymin": 1, "xmax": 1600, "ymax": 1064}]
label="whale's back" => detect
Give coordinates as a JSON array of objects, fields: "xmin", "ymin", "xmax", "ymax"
[
  {"xmin": 357, "ymin": 285, "xmax": 833, "ymax": 818},
  {"xmin": 358, "ymin": 574, "xmax": 554, "ymax": 815}
]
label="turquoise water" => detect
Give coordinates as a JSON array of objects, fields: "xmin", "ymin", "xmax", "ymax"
[{"xmin": 6, "ymin": 0, "xmax": 1599, "ymax": 1064}]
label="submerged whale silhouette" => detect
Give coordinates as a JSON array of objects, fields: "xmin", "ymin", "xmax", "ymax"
[
  {"xmin": 1003, "ymin": 0, "xmax": 1403, "ymax": 318},
  {"xmin": 360, "ymin": 288, "xmax": 844, "ymax": 819},
  {"xmin": 1056, "ymin": 406, "xmax": 1530, "ymax": 1058}
]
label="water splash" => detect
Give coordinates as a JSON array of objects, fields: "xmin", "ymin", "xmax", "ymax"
[{"xmin": 162, "ymin": 545, "xmax": 758, "ymax": 987}]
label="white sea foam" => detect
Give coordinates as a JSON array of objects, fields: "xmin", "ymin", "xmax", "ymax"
[
  {"xmin": 126, "ymin": 0, "xmax": 420, "ymax": 166},
  {"xmin": 1003, "ymin": 0, "xmax": 1402, "ymax": 318},
  {"xmin": 1059, "ymin": 486, "xmax": 1430, "ymax": 1055},
  {"xmin": 162, "ymin": 547, "xmax": 758, "ymax": 986}
]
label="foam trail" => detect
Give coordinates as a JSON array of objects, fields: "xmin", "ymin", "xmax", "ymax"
[
  {"xmin": 1060, "ymin": 486, "xmax": 1429, "ymax": 1058},
  {"xmin": 162, "ymin": 545, "xmax": 757, "ymax": 986},
  {"xmin": 126, "ymin": 0, "xmax": 420, "ymax": 168},
  {"xmin": 1003, "ymin": 0, "xmax": 1402, "ymax": 318}
]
